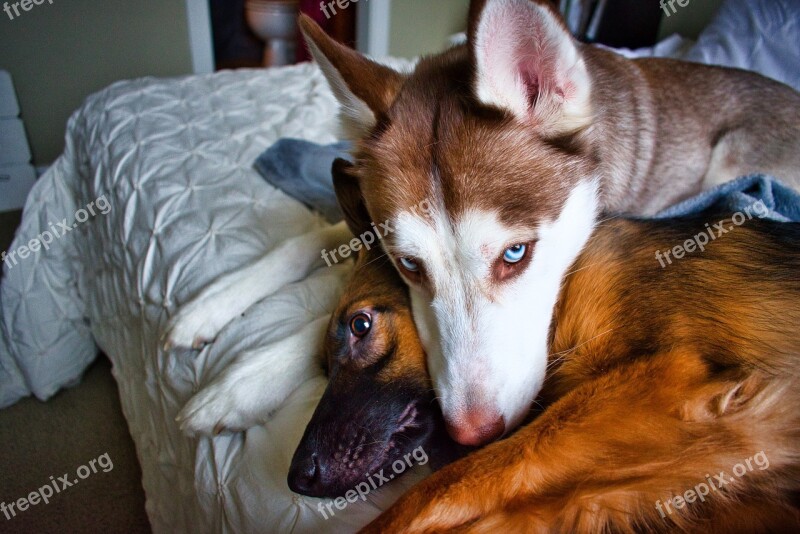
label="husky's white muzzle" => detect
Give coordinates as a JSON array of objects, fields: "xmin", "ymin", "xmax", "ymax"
[{"xmin": 402, "ymin": 182, "xmax": 599, "ymax": 446}]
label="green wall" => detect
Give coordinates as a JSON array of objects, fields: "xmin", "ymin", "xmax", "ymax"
[
  {"xmin": 386, "ymin": 0, "xmax": 726, "ymax": 59},
  {"xmin": 0, "ymin": 0, "xmax": 195, "ymax": 166},
  {"xmin": 388, "ymin": 0, "xmax": 470, "ymax": 58}
]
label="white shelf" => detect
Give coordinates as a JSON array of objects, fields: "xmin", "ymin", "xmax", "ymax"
[
  {"xmin": 0, "ymin": 163, "xmax": 36, "ymax": 212},
  {"xmin": 0, "ymin": 70, "xmax": 36, "ymax": 212},
  {"xmin": 0, "ymin": 70, "xmax": 20, "ymax": 118},
  {"xmin": 0, "ymin": 118, "xmax": 32, "ymax": 165}
]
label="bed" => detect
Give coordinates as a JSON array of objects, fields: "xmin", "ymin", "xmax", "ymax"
[
  {"xmin": 0, "ymin": 63, "xmax": 427, "ymax": 532},
  {"xmin": 1, "ymin": 0, "xmax": 797, "ymax": 532}
]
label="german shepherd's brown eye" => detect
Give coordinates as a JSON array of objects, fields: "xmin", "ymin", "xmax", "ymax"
[{"xmin": 349, "ymin": 313, "xmax": 372, "ymax": 338}]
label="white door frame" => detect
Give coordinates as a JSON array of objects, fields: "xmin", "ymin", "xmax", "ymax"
[
  {"xmin": 185, "ymin": 0, "xmax": 215, "ymax": 73},
  {"xmin": 356, "ymin": 0, "xmax": 392, "ymax": 57}
]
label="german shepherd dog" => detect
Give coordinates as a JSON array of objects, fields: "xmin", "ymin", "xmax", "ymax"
[
  {"xmin": 289, "ymin": 162, "xmax": 800, "ymax": 533},
  {"xmin": 291, "ymin": 163, "xmax": 800, "ymax": 533},
  {"xmin": 171, "ymin": 158, "xmax": 800, "ymax": 532},
  {"xmin": 297, "ymin": 0, "xmax": 800, "ymax": 448}
]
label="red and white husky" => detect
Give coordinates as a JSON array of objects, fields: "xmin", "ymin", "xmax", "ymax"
[{"xmin": 165, "ymin": 0, "xmax": 800, "ymax": 447}]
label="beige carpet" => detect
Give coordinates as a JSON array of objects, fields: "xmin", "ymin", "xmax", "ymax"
[{"xmin": 0, "ymin": 210, "xmax": 151, "ymax": 533}]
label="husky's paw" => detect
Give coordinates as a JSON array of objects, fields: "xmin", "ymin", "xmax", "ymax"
[
  {"xmin": 162, "ymin": 294, "xmax": 242, "ymax": 351},
  {"xmin": 177, "ymin": 317, "xmax": 329, "ymax": 436},
  {"xmin": 177, "ymin": 382, "xmax": 262, "ymax": 436},
  {"xmin": 176, "ymin": 347, "xmax": 291, "ymax": 436}
]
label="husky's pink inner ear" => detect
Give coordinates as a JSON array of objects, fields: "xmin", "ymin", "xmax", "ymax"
[
  {"xmin": 520, "ymin": 65, "xmax": 541, "ymax": 108},
  {"xmin": 473, "ymin": 0, "xmax": 592, "ymax": 135}
]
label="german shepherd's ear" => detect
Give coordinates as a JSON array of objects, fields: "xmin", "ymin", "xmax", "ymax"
[
  {"xmin": 299, "ymin": 15, "xmax": 406, "ymax": 139},
  {"xmin": 469, "ymin": 0, "xmax": 592, "ymax": 137},
  {"xmin": 332, "ymin": 158, "xmax": 372, "ymax": 237}
]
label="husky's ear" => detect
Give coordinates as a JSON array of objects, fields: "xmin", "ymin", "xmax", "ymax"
[
  {"xmin": 332, "ymin": 158, "xmax": 372, "ymax": 236},
  {"xmin": 471, "ymin": 0, "xmax": 592, "ymax": 136},
  {"xmin": 467, "ymin": 0, "xmax": 489, "ymax": 41},
  {"xmin": 300, "ymin": 15, "xmax": 405, "ymax": 139}
]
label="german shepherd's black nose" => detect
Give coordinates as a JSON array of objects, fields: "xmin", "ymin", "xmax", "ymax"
[{"xmin": 287, "ymin": 453, "xmax": 323, "ymax": 496}]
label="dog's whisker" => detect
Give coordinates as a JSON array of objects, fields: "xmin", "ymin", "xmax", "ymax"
[
  {"xmin": 548, "ymin": 327, "xmax": 618, "ymax": 359},
  {"xmin": 546, "ymin": 355, "xmax": 566, "ymax": 371}
]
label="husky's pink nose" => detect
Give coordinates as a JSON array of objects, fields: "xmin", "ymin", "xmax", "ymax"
[{"xmin": 445, "ymin": 410, "xmax": 505, "ymax": 446}]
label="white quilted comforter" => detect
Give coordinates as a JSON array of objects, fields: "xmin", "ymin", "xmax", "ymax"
[{"xmin": 0, "ymin": 64, "xmax": 423, "ymax": 533}]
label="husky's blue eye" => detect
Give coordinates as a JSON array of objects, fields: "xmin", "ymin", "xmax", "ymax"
[
  {"xmin": 503, "ymin": 244, "xmax": 527, "ymax": 263},
  {"xmin": 349, "ymin": 313, "xmax": 372, "ymax": 337},
  {"xmin": 399, "ymin": 257, "xmax": 420, "ymax": 272}
]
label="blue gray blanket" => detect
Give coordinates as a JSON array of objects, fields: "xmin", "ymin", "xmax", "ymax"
[
  {"xmin": 255, "ymin": 138, "xmax": 800, "ymax": 223},
  {"xmin": 255, "ymin": 139, "xmax": 351, "ymax": 224}
]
